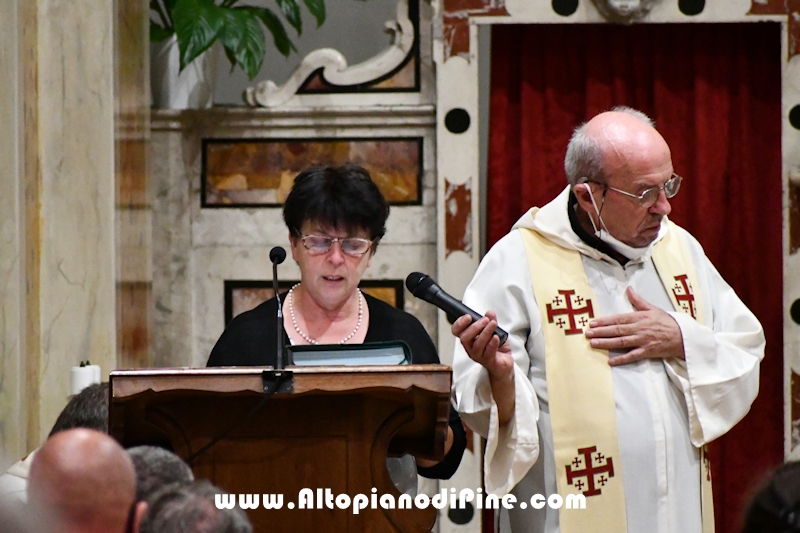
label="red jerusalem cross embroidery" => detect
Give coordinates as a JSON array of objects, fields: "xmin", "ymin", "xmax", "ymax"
[
  {"xmin": 672, "ymin": 274, "xmax": 697, "ymax": 319},
  {"xmin": 546, "ymin": 290, "xmax": 594, "ymax": 335},
  {"xmin": 565, "ymin": 446, "xmax": 615, "ymax": 497}
]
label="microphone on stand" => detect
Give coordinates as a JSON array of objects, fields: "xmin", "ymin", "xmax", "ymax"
[
  {"xmin": 270, "ymin": 247, "xmax": 287, "ymax": 369},
  {"xmin": 405, "ymin": 272, "xmax": 509, "ymax": 346}
]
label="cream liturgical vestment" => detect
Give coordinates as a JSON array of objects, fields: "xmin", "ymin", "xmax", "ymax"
[{"xmin": 452, "ymin": 187, "xmax": 765, "ymax": 533}]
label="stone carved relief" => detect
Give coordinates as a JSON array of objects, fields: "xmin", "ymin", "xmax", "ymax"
[
  {"xmin": 592, "ymin": 0, "xmax": 661, "ymax": 24},
  {"xmin": 245, "ymin": 0, "xmax": 415, "ymax": 107}
]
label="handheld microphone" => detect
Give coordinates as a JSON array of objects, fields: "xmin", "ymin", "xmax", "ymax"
[
  {"xmin": 270, "ymin": 247, "xmax": 286, "ymax": 369},
  {"xmin": 405, "ymin": 272, "xmax": 509, "ymax": 346}
]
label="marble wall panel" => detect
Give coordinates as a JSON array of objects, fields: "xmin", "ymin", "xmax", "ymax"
[
  {"xmin": 118, "ymin": 282, "xmax": 150, "ymax": 369},
  {"xmin": 152, "ymin": 130, "xmax": 194, "ymax": 368},
  {"xmin": 202, "ymin": 138, "xmax": 423, "ymax": 206}
]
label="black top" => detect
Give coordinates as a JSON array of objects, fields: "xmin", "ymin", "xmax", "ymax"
[{"xmin": 207, "ymin": 293, "xmax": 467, "ymax": 479}]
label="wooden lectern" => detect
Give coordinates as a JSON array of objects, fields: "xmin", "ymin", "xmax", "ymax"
[{"xmin": 109, "ymin": 366, "xmax": 452, "ymax": 532}]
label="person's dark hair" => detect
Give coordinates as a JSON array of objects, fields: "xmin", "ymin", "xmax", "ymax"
[
  {"xmin": 127, "ymin": 446, "xmax": 194, "ymax": 502},
  {"xmin": 139, "ymin": 480, "xmax": 252, "ymax": 533},
  {"xmin": 48, "ymin": 382, "xmax": 109, "ymax": 438},
  {"xmin": 282, "ymin": 164, "xmax": 390, "ymax": 245},
  {"xmin": 742, "ymin": 461, "xmax": 800, "ymax": 533}
]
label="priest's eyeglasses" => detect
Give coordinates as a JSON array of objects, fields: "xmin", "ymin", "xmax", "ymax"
[
  {"xmin": 300, "ymin": 235, "xmax": 373, "ymax": 256},
  {"xmin": 604, "ymin": 174, "xmax": 683, "ymax": 208}
]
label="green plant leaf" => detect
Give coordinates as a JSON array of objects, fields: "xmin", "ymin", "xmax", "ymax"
[
  {"xmin": 222, "ymin": 44, "xmax": 238, "ymax": 73},
  {"xmin": 246, "ymin": 6, "xmax": 296, "ymax": 57},
  {"xmin": 172, "ymin": 0, "xmax": 225, "ymax": 71},
  {"xmin": 276, "ymin": 0, "xmax": 302, "ymax": 36},
  {"xmin": 219, "ymin": 8, "xmax": 267, "ymax": 80},
  {"xmin": 150, "ymin": 22, "xmax": 174, "ymax": 42},
  {"xmin": 302, "ymin": 0, "xmax": 325, "ymax": 27}
]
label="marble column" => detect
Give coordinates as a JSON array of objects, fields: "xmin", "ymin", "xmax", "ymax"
[
  {"xmin": 0, "ymin": 0, "xmax": 122, "ymax": 461},
  {"xmin": 0, "ymin": 0, "xmax": 26, "ymax": 464}
]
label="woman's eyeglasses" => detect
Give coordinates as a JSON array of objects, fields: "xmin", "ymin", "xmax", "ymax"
[{"xmin": 300, "ymin": 235, "xmax": 373, "ymax": 256}]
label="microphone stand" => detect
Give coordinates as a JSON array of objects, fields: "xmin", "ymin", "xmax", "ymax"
[
  {"xmin": 264, "ymin": 247, "xmax": 292, "ymax": 394},
  {"xmin": 273, "ymin": 258, "xmax": 285, "ymax": 370},
  {"xmin": 188, "ymin": 248, "xmax": 293, "ymax": 464}
]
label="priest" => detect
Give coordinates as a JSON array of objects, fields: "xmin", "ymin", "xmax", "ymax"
[{"xmin": 451, "ymin": 107, "xmax": 765, "ymax": 533}]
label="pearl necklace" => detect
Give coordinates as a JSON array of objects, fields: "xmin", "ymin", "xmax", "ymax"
[{"xmin": 287, "ymin": 284, "xmax": 363, "ymax": 345}]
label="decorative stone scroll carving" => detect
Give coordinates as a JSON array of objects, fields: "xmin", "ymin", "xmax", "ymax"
[
  {"xmin": 245, "ymin": 0, "xmax": 415, "ymax": 107},
  {"xmin": 591, "ymin": 0, "xmax": 660, "ymax": 24}
]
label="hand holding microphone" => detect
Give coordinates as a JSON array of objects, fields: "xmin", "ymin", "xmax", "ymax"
[{"xmin": 405, "ymin": 272, "xmax": 509, "ymax": 346}]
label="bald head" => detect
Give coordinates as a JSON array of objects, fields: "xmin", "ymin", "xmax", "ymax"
[
  {"xmin": 564, "ymin": 107, "xmax": 671, "ymax": 187},
  {"xmin": 583, "ymin": 110, "xmax": 671, "ymax": 180},
  {"xmin": 28, "ymin": 428, "xmax": 136, "ymax": 533}
]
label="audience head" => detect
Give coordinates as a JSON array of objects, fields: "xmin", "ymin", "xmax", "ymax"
[
  {"xmin": 139, "ymin": 480, "xmax": 252, "ymax": 533},
  {"xmin": 742, "ymin": 461, "xmax": 800, "ymax": 533},
  {"xmin": 28, "ymin": 428, "xmax": 136, "ymax": 533},
  {"xmin": 127, "ymin": 445, "xmax": 194, "ymax": 502},
  {"xmin": 48, "ymin": 382, "xmax": 109, "ymax": 437},
  {"xmin": 282, "ymin": 163, "xmax": 390, "ymax": 247}
]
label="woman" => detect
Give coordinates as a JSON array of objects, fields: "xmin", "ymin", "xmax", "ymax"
[{"xmin": 207, "ymin": 163, "xmax": 466, "ymax": 480}]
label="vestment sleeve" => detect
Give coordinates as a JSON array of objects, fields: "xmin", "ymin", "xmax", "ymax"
[
  {"xmin": 663, "ymin": 232, "xmax": 765, "ymax": 446},
  {"xmin": 452, "ymin": 232, "xmax": 541, "ymax": 495}
]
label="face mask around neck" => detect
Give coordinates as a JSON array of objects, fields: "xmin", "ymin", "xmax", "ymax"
[{"xmin": 580, "ymin": 183, "xmax": 662, "ymax": 261}]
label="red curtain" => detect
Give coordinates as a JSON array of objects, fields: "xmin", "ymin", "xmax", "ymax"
[{"xmin": 488, "ymin": 23, "xmax": 783, "ymax": 532}]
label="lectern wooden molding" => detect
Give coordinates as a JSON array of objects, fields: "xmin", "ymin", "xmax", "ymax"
[{"xmin": 109, "ymin": 365, "xmax": 452, "ymax": 532}]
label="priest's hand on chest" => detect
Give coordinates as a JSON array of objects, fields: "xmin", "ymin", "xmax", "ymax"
[{"xmin": 584, "ymin": 286, "xmax": 686, "ymax": 366}]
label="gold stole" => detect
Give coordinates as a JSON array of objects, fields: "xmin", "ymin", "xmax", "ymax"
[{"xmin": 520, "ymin": 219, "xmax": 713, "ymax": 533}]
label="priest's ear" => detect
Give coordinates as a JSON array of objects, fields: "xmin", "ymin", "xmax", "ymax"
[{"xmin": 573, "ymin": 180, "xmax": 596, "ymax": 210}]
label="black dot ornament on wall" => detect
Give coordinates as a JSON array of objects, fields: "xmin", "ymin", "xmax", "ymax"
[
  {"xmin": 445, "ymin": 108, "xmax": 471, "ymax": 134},
  {"xmin": 678, "ymin": 0, "xmax": 704, "ymax": 16},
  {"xmin": 790, "ymin": 105, "xmax": 800, "ymax": 130},
  {"xmin": 552, "ymin": 0, "xmax": 579, "ymax": 16},
  {"xmin": 791, "ymin": 299, "xmax": 800, "ymax": 325},
  {"xmin": 448, "ymin": 501, "xmax": 475, "ymax": 525}
]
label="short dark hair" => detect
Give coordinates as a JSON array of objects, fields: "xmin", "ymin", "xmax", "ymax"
[
  {"xmin": 127, "ymin": 446, "xmax": 194, "ymax": 502},
  {"xmin": 139, "ymin": 480, "xmax": 252, "ymax": 533},
  {"xmin": 742, "ymin": 461, "xmax": 800, "ymax": 533},
  {"xmin": 282, "ymin": 164, "xmax": 390, "ymax": 243},
  {"xmin": 48, "ymin": 382, "xmax": 109, "ymax": 438}
]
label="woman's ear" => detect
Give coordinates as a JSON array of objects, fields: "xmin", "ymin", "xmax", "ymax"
[{"xmin": 289, "ymin": 230, "xmax": 300, "ymax": 261}]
